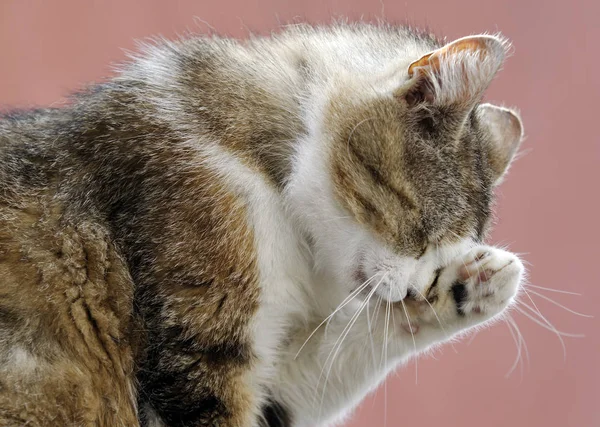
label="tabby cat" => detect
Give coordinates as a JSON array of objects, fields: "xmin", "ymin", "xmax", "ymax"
[{"xmin": 0, "ymin": 23, "xmax": 524, "ymax": 426}]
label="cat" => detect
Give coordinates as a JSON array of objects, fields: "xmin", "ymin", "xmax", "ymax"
[{"xmin": 0, "ymin": 22, "xmax": 524, "ymax": 427}]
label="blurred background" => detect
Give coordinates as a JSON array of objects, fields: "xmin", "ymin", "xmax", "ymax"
[{"xmin": 1, "ymin": 1, "xmax": 598, "ymax": 426}]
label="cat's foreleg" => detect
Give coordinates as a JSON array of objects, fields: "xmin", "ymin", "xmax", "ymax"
[
  {"xmin": 273, "ymin": 297, "xmax": 405, "ymax": 427},
  {"xmin": 273, "ymin": 245, "xmax": 524, "ymax": 426}
]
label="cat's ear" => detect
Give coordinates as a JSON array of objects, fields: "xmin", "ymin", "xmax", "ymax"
[
  {"xmin": 478, "ymin": 103, "xmax": 523, "ymax": 183},
  {"xmin": 399, "ymin": 35, "xmax": 509, "ymax": 107}
]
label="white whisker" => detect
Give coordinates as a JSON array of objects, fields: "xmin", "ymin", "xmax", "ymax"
[
  {"xmin": 509, "ymin": 315, "xmax": 530, "ymax": 367},
  {"xmin": 369, "ymin": 293, "xmax": 384, "ymax": 371},
  {"xmin": 381, "ymin": 287, "xmax": 391, "ymax": 371},
  {"xmin": 526, "ymin": 289, "xmax": 591, "ymax": 318},
  {"xmin": 516, "ymin": 305, "xmax": 584, "ymax": 339},
  {"xmin": 295, "ymin": 272, "xmax": 381, "ymax": 359},
  {"xmin": 317, "ymin": 277, "xmax": 384, "ymax": 418},
  {"xmin": 383, "ymin": 287, "xmax": 391, "ymax": 427},
  {"xmin": 505, "ymin": 314, "xmax": 529, "ymax": 379},
  {"xmin": 366, "ymin": 295, "xmax": 377, "ymax": 371},
  {"xmin": 504, "ymin": 317, "xmax": 523, "ymax": 378},
  {"xmin": 413, "ymin": 287, "xmax": 457, "ymax": 353},
  {"xmin": 520, "ymin": 289, "xmax": 567, "ymax": 360},
  {"xmin": 399, "ymin": 298, "xmax": 418, "ymax": 384},
  {"xmin": 526, "ymin": 284, "xmax": 581, "ymax": 296}
]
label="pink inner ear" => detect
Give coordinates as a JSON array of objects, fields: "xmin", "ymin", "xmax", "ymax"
[
  {"xmin": 407, "ymin": 37, "xmax": 492, "ymax": 79},
  {"xmin": 404, "ymin": 36, "xmax": 507, "ymax": 107},
  {"xmin": 407, "ymin": 52, "xmax": 435, "ymax": 78}
]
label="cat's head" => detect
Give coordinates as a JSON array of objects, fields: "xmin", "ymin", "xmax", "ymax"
[{"xmin": 289, "ymin": 34, "xmax": 523, "ymax": 303}]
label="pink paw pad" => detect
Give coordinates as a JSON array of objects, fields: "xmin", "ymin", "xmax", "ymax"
[{"xmin": 458, "ymin": 250, "xmax": 498, "ymax": 284}]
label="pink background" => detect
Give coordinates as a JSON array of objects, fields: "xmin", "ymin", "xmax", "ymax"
[{"xmin": 1, "ymin": 1, "xmax": 598, "ymax": 426}]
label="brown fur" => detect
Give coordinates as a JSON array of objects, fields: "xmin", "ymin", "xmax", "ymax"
[
  {"xmin": 0, "ymin": 193, "xmax": 139, "ymax": 425},
  {"xmin": 0, "ymin": 87, "xmax": 264, "ymax": 425}
]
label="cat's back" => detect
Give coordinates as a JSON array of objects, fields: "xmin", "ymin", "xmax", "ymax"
[{"xmin": 0, "ymin": 106, "xmax": 143, "ymax": 425}]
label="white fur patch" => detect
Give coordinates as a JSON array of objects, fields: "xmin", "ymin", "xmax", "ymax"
[
  {"xmin": 197, "ymin": 140, "xmax": 314, "ymax": 409},
  {"xmin": 0, "ymin": 346, "xmax": 39, "ymax": 376}
]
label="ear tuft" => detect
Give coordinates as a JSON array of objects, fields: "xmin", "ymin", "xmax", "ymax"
[
  {"xmin": 403, "ymin": 35, "xmax": 510, "ymax": 106},
  {"xmin": 478, "ymin": 103, "xmax": 523, "ymax": 183}
]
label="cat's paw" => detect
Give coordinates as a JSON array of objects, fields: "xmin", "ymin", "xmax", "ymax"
[
  {"xmin": 441, "ymin": 245, "xmax": 524, "ymax": 320},
  {"xmin": 390, "ymin": 245, "xmax": 523, "ymax": 342}
]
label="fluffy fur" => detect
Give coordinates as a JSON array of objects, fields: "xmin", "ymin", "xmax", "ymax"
[{"xmin": 0, "ymin": 23, "xmax": 524, "ymax": 426}]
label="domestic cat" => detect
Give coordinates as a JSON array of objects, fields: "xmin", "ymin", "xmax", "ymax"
[{"xmin": 0, "ymin": 22, "xmax": 524, "ymax": 426}]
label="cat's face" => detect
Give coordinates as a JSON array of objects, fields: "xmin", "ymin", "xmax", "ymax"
[{"xmin": 291, "ymin": 35, "xmax": 523, "ymax": 304}]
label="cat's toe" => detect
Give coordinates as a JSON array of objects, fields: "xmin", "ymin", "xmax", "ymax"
[
  {"xmin": 452, "ymin": 246, "xmax": 524, "ymax": 317},
  {"xmin": 458, "ymin": 246, "xmax": 515, "ymax": 285}
]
